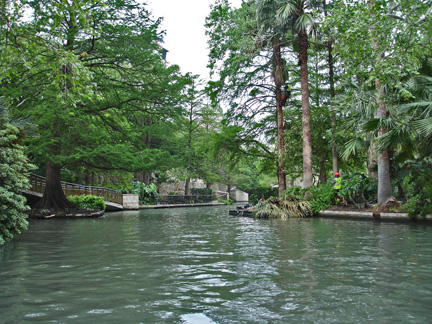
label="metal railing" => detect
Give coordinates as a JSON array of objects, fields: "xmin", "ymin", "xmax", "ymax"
[{"xmin": 29, "ymin": 174, "xmax": 123, "ymax": 205}]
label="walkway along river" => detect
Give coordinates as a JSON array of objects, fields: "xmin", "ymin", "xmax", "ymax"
[{"xmin": 1, "ymin": 205, "xmax": 432, "ymax": 323}]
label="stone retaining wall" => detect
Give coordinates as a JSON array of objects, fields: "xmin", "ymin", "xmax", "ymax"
[
  {"xmin": 317, "ymin": 210, "xmax": 432, "ymax": 222},
  {"xmin": 122, "ymin": 194, "xmax": 139, "ymax": 209}
]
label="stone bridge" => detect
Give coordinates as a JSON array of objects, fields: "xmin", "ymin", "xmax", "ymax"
[{"xmin": 25, "ymin": 174, "xmax": 139, "ymax": 211}]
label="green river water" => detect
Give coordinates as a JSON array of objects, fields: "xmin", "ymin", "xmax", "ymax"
[{"xmin": 1, "ymin": 205, "xmax": 432, "ymax": 323}]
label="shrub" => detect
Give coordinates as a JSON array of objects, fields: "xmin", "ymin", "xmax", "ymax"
[
  {"xmin": 339, "ymin": 173, "xmax": 377, "ymax": 206},
  {"xmin": 0, "ymin": 103, "xmax": 36, "ymax": 245},
  {"xmin": 284, "ymin": 183, "xmax": 334, "ymax": 213},
  {"xmin": 118, "ymin": 181, "xmax": 159, "ymax": 205},
  {"xmin": 401, "ymin": 161, "xmax": 432, "ymax": 218},
  {"xmin": 67, "ymin": 195, "xmax": 106, "ymax": 211},
  {"xmin": 249, "ymin": 186, "xmax": 278, "ymax": 203},
  {"xmin": 307, "ymin": 183, "xmax": 334, "ymax": 213},
  {"xmin": 191, "ymin": 188, "xmax": 212, "ymax": 196}
]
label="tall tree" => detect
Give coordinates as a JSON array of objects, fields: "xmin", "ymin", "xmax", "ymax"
[
  {"xmin": 1, "ymin": 0, "xmax": 188, "ymax": 212},
  {"xmin": 327, "ymin": 0, "xmax": 432, "ymax": 205},
  {"xmin": 277, "ymin": 0, "xmax": 320, "ymax": 188},
  {"xmin": 206, "ymin": 0, "xmax": 282, "ymax": 194},
  {"xmin": 255, "ymin": 0, "xmax": 291, "ymax": 196}
]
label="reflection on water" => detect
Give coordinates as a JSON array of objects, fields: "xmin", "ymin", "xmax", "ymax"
[{"xmin": 1, "ymin": 206, "xmax": 432, "ymax": 323}]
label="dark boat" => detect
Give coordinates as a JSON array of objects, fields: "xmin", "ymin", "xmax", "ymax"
[{"xmin": 229, "ymin": 208, "xmax": 253, "ymax": 217}]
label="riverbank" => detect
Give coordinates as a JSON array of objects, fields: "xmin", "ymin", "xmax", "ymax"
[{"xmin": 317, "ymin": 205, "xmax": 432, "ymax": 223}]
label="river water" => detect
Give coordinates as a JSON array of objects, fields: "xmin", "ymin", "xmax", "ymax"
[{"xmin": 1, "ymin": 205, "xmax": 432, "ymax": 323}]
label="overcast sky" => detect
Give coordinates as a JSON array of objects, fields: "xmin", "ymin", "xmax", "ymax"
[{"xmin": 146, "ymin": 0, "xmax": 242, "ymax": 80}]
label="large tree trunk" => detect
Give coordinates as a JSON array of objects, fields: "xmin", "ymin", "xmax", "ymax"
[
  {"xmin": 298, "ymin": 30, "xmax": 313, "ymax": 188},
  {"xmin": 184, "ymin": 178, "xmax": 191, "ymax": 196},
  {"xmin": 319, "ymin": 157, "xmax": 327, "ymax": 184},
  {"xmin": 376, "ymin": 82, "xmax": 393, "ymax": 204},
  {"xmin": 34, "ymin": 161, "xmax": 76, "ymax": 210},
  {"xmin": 367, "ymin": 137, "xmax": 378, "ymax": 181},
  {"xmin": 273, "ymin": 39, "xmax": 287, "ymax": 197},
  {"xmin": 370, "ymin": 0, "xmax": 394, "ymax": 205}
]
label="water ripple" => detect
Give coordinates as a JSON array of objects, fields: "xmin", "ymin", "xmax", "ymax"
[{"xmin": 0, "ymin": 208, "xmax": 431, "ymax": 323}]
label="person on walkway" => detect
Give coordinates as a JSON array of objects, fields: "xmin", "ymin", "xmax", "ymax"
[{"xmin": 333, "ymin": 172, "xmax": 343, "ymax": 203}]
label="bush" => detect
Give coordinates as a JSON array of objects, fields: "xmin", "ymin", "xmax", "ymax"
[
  {"xmin": 285, "ymin": 184, "xmax": 334, "ymax": 214},
  {"xmin": 339, "ymin": 173, "xmax": 377, "ymax": 206},
  {"xmin": 249, "ymin": 186, "xmax": 278, "ymax": 203},
  {"xmin": 307, "ymin": 183, "xmax": 334, "ymax": 213},
  {"xmin": 67, "ymin": 195, "xmax": 106, "ymax": 211},
  {"xmin": 118, "ymin": 181, "xmax": 159, "ymax": 205},
  {"xmin": 191, "ymin": 188, "xmax": 212, "ymax": 196},
  {"xmin": 401, "ymin": 161, "xmax": 432, "ymax": 217},
  {"xmin": 0, "ymin": 103, "xmax": 36, "ymax": 245}
]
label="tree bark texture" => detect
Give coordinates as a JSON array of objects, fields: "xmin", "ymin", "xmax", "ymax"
[
  {"xmin": 376, "ymin": 81, "xmax": 393, "ymax": 204},
  {"xmin": 184, "ymin": 178, "xmax": 191, "ymax": 196},
  {"xmin": 370, "ymin": 0, "xmax": 394, "ymax": 205},
  {"xmin": 273, "ymin": 39, "xmax": 287, "ymax": 197},
  {"xmin": 367, "ymin": 138, "xmax": 378, "ymax": 181},
  {"xmin": 298, "ymin": 30, "xmax": 313, "ymax": 188}
]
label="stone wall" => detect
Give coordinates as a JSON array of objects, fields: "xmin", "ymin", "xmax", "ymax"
[
  {"xmin": 230, "ymin": 189, "xmax": 249, "ymax": 202},
  {"xmin": 158, "ymin": 179, "xmax": 207, "ymax": 196},
  {"xmin": 122, "ymin": 194, "xmax": 139, "ymax": 209}
]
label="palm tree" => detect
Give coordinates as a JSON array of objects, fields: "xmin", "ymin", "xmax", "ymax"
[
  {"xmin": 276, "ymin": 0, "xmax": 320, "ymax": 188},
  {"xmin": 255, "ymin": 0, "xmax": 290, "ymax": 196},
  {"xmin": 379, "ymin": 58, "xmax": 432, "ymax": 164}
]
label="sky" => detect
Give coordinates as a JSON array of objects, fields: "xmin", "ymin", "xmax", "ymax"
[{"xmin": 145, "ymin": 0, "xmax": 242, "ymax": 80}]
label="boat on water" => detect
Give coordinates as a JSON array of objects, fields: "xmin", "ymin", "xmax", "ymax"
[{"xmin": 229, "ymin": 205, "xmax": 254, "ymax": 217}]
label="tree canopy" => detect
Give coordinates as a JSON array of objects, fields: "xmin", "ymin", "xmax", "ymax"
[{"xmin": 1, "ymin": 0, "xmax": 432, "ymax": 229}]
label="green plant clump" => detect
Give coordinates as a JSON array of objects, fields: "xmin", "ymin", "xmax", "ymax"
[
  {"xmin": 118, "ymin": 181, "xmax": 159, "ymax": 205},
  {"xmin": 67, "ymin": 195, "xmax": 106, "ymax": 211},
  {"xmin": 339, "ymin": 173, "xmax": 377, "ymax": 207},
  {"xmin": 285, "ymin": 184, "xmax": 333, "ymax": 213},
  {"xmin": 402, "ymin": 161, "xmax": 432, "ymax": 218},
  {"xmin": 307, "ymin": 183, "xmax": 334, "ymax": 213},
  {"xmin": 191, "ymin": 188, "xmax": 212, "ymax": 196},
  {"xmin": 0, "ymin": 103, "xmax": 35, "ymax": 245}
]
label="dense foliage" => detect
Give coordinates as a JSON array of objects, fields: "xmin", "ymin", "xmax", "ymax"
[
  {"xmin": 0, "ymin": 103, "xmax": 35, "ymax": 245},
  {"xmin": 117, "ymin": 181, "xmax": 159, "ymax": 205},
  {"xmin": 190, "ymin": 188, "xmax": 213, "ymax": 196},
  {"xmin": 1, "ymin": 0, "xmax": 432, "ymax": 232},
  {"xmin": 67, "ymin": 195, "xmax": 106, "ymax": 211},
  {"xmin": 401, "ymin": 160, "xmax": 432, "ymax": 218}
]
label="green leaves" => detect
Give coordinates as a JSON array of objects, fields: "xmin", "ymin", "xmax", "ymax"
[{"xmin": 0, "ymin": 103, "xmax": 35, "ymax": 245}]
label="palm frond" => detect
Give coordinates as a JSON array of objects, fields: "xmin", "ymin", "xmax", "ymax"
[
  {"xmin": 253, "ymin": 195, "xmax": 312, "ymax": 218},
  {"xmin": 399, "ymin": 101, "xmax": 432, "ymax": 117},
  {"xmin": 342, "ymin": 137, "xmax": 366, "ymax": 161},
  {"xmin": 414, "ymin": 118, "xmax": 432, "ymax": 137},
  {"xmin": 276, "ymin": 2, "xmax": 297, "ymax": 21},
  {"xmin": 294, "ymin": 13, "xmax": 315, "ymax": 32},
  {"xmin": 0, "ymin": 97, "xmax": 9, "ymax": 118},
  {"xmin": 363, "ymin": 118, "xmax": 380, "ymax": 133}
]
